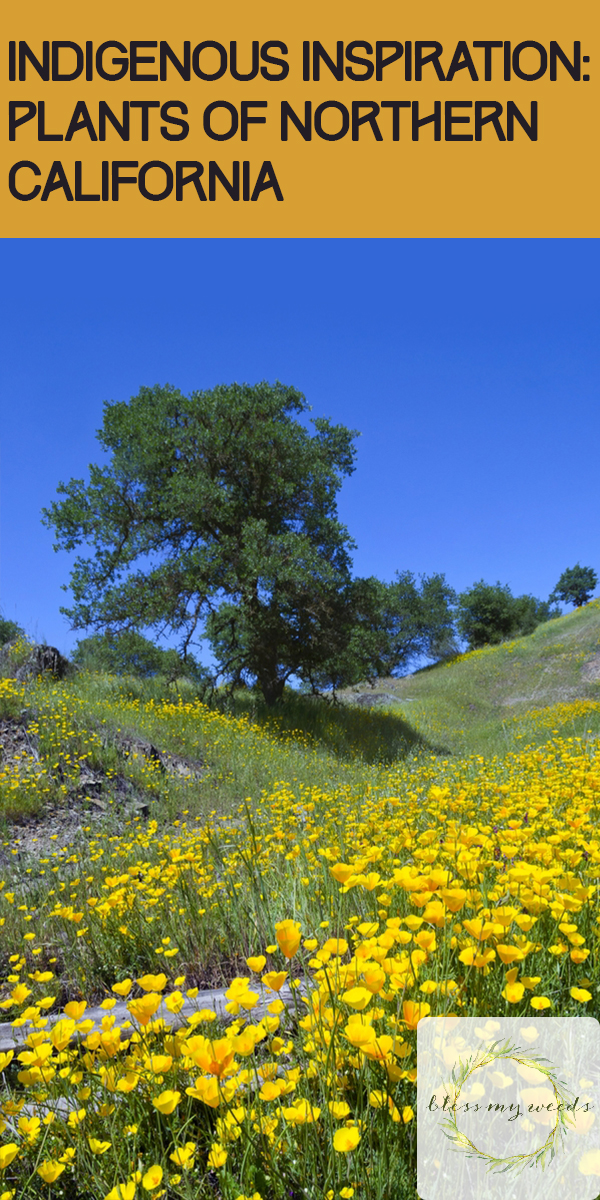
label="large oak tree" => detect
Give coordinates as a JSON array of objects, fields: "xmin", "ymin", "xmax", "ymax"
[{"xmin": 43, "ymin": 381, "xmax": 358, "ymax": 704}]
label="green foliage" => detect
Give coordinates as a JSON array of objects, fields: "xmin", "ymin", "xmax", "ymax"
[
  {"xmin": 456, "ymin": 580, "xmax": 558, "ymax": 650},
  {"xmin": 72, "ymin": 630, "xmax": 207, "ymax": 683},
  {"xmin": 302, "ymin": 571, "xmax": 457, "ymax": 692},
  {"xmin": 457, "ymin": 581, "xmax": 515, "ymax": 649},
  {"xmin": 510, "ymin": 593, "xmax": 560, "ymax": 636},
  {"xmin": 353, "ymin": 600, "xmax": 600, "ymax": 759},
  {"xmin": 42, "ymin": 381, "xmax": 358, "ymax": 705},
  {"xmin": 0, "ymin": 616, "xmax": 24, "ymax": 646},
  {"xmin": 0, "ymin": 622, "xmax": 34, "ymax": 682},
  {"xmin": 550, "ymin": 563, "xmax": 598, "ymax": 608}
]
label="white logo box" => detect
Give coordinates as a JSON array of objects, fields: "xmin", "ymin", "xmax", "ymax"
[{"xmin": 417, "ymin": 1016, "xmax": 600, "ymax": 1200}]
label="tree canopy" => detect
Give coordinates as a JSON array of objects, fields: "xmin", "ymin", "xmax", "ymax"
[
  {"xmin": 72, "ymin": 631, "xmax": 207, "ymax": 682},
  {"xmin": 550, "ymin": 564, "xmax": 597, "ymax": 609},
  {"xmin": 302, "ymin": 571, "xmax": 457, "ymax": 693},
  {"xmin": 456, "ymin": 580, "xmax": 558, "ymax": 650},
  {"xmin": 43, "ymin": 381, "xmax": 358, "ymax": 704}
]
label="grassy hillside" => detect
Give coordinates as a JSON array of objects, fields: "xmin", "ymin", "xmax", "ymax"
[
  {"xmin": 340, "ymin": 599, "xmax": 600, "ymax": 756},
  {"xmin": 0, "ymin": 609, "xmax": 598, "ymax": 1199}
]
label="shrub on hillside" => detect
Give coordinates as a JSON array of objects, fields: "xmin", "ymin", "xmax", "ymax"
[
  {"xmin": 457, "ymin": 580, "xmax": 558, "ymax": 650},
  {"xmin": 0, "ymin": 616, "xmax": 24, "ymax": 646},
  {"xmin": 0, "ymin": 619, "xmax": 34, "ymax": 679},
  {"xmin": 72, "ymin": 630, "xmax": 207, "ymax": 683},
  {"xmin": 511, "ymin": 593, "xmax": 560, "ymax": 636}
]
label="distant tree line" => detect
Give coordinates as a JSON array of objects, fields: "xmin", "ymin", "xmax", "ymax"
[{"xmin": 38, "ymin": 381, "xmax": 598, "ymax": 702}]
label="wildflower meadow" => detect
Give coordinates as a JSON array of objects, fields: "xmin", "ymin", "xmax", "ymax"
[{"xmin": 0, "ymin": 611, "xmax": 599, "ymax": 1200}]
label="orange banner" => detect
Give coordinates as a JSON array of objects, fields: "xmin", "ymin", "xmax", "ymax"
[{"xmin": 2, "ymin": 0, "xmax": 597, "ymax": 237}]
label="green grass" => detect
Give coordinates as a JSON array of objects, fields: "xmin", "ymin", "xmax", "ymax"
[
  {"xmin": 8, "ymin": 669, "xmax": 427, "ymax": 833},
  {"xmin": 2, "ymin": 602, "xmax": 599, "ymax": 831},
  {"xmin": 225, "ymin": 687, "xmax": 429, "ymax": 763},
  {"xmin": 339, "ymin": 600, "xmax": 600, "ymax": 756}
]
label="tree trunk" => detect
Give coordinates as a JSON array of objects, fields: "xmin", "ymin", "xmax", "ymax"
[{"xmin": 259, "ymin": 674, "xmax": 286, "ymax": 706}]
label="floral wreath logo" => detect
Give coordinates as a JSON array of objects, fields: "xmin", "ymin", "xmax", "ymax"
[{"xmin": 439, "ymin": 1038, "xmax": 575, "ymax": 1177}]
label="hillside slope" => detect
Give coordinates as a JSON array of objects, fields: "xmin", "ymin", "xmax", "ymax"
[{"xmin": 339, "ymin": 599, "xmax": 600, "ymax": 755}]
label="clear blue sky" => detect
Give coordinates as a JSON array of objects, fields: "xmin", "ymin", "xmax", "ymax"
[{"xmin": 1, "ymin": 238, "xmax": 598, "ymax": 654}]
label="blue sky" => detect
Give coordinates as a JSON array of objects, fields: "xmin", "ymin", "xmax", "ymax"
[{"xmin": 1, "ymin": 238, "xmax": 598, "ymax": 654}]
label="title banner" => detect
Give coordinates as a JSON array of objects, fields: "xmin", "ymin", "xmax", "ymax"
[{"xmin": 2, "ymin": 0, "xmax": 597, "ymax": 237}]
